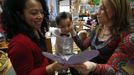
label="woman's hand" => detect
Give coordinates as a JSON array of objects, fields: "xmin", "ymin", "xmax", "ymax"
[
  {"xmin": 71, "ymin": 61, "xmax": 97, "ymax": 75},
  {"xmin": 52, "ymin": 62, "xmax": 69, "ymax": 72},
  {"xmin": 89, "ymin": 21, "xmax": 97, "ymax": 31},
  {"xmin": 46, "ymin": 62, "xmax": 68, "ymax": 74}
]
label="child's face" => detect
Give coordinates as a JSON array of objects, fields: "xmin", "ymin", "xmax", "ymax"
[{"xmin": 58, "ymin": 18, "xmax": 72, "ymax": 34}]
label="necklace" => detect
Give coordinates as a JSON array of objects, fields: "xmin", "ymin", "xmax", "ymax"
[
  {"xmin": 98, "ymin": 25, "xmax": 111, "ymax": 40},
  {"xmin": 91, "ymin": 33, "xmax": 112, "ymax": 49},
  {"xmin": 91, "ymin": 27, "xmax": 112, "ymax": 50},
  {"xmin": 99, "ymin": 33, "xmax": 111, "ymax": 39}
]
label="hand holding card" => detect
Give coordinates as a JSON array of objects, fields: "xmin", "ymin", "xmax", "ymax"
[{"xmin": 42, "ymin": 50, "xmax": 99, "ymax": 64}]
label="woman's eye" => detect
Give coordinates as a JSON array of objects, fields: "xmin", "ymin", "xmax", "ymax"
[
  {"xmin": 30, "ymin": 10, "xmax": 44, "ymax": 16},
  {"xmin": 30, "ymin": 11, "xmax": 38, "ymax": 15}
]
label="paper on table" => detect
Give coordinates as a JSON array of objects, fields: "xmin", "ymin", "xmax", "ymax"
[{"xmin": 42, "ymin": 50, "xmax": 99, "ymax": 64}]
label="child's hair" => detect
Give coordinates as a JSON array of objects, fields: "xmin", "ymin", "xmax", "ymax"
[{"xmin": 56, "ymin": 12, "xmax": 72, "ymax": 26}]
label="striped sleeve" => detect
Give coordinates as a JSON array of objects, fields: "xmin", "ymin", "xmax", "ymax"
[{"xmin": 94, "ymin": 33, "xmax": 134, "ymax": 75}]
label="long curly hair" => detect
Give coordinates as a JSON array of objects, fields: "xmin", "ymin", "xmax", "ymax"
[{"xmin": 2, "ymin": 0, "xmax": 49, "ymax": 43}]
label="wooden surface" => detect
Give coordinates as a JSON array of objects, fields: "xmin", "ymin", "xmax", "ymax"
[{"xmin": 122, "ymin": 62, "xmax": 134, "ymax": 75}]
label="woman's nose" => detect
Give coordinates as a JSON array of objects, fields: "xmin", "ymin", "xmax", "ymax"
[
  {"xmin": 96, "ymin": 12, "xmax": 99, "ymax": 15},
  {"xmin": 37, "ymin": 13, "xmax": 44, "ymax": 19},
  {"xmin": 96, "ymin": 9, "xmax": 101, "ymax": 15}
]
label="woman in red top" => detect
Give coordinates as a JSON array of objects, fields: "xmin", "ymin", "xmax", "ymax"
[{"xmin": 2, "ymin": 0, "xmax": 67, "ymax": 75}]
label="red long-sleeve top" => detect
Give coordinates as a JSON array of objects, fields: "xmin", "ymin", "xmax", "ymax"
[{"xmin": 8, "ymin": 34, "xmax": 48, "ymax": 75}]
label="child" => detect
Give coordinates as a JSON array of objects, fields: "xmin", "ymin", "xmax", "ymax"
[
  {"xmin": 52, "ymin": 12, "xmax": 75, "ymax": 75},
  {"xmin": 53, "ymin": 12, "xmax": 74, "ymax": 56}
]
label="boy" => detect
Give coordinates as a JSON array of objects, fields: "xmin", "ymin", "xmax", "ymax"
[
  {"xmin": 53, "ymin": 12, "xmax": 74, "ymax": 56},
  {"xmin": 52, "ymin": 12, "xmax": 74, "ymax": 75}
]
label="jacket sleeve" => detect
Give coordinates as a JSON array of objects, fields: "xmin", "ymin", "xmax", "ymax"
[
  {"xmin": 94, "ymin": 33, "xmax": 134, "ymax": 75},
  {"xmin": 72, "ymin": 28, "xmax": 96, "ymax": 51},
  {"xmin": 8, "ymin": 40, "xmax": 48, "ymax": 75},
  {"xmin": 72, "ymin": 34, "xmax": 91, "ymax": 50}
]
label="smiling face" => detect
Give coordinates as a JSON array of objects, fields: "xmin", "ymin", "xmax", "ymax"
[
  {"xmin": 22, "ymin": 0, "xmax": 44, "ymax": 30},
  {"xmin": 97, "ymin": 0, "xmax": 113, "ymax": 25}
]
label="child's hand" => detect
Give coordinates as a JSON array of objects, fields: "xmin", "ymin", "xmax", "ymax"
[{"xmin": 69, "ymin": 24, "xmax": 77, "ymax": 36}]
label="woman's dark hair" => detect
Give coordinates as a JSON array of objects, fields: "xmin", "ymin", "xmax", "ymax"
[
  {"xmin": 56, "ymin": 12, "xmax": 72, "ymax": 25},
  {"xmin": 2, "ymin": 0, "xmax": 49, "ymax": 43}
]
